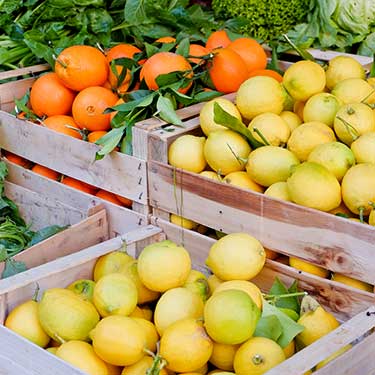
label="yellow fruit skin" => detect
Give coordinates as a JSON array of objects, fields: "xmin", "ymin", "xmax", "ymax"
[
  {"xmin": 206, "ymin": 233, "xmax": 265, "ymax": 281},
  {"xmin": 331, "ymin": 273, "xmax": 372, "ymax": 292},
  {"xmin": 168, "ymin": 135, "xmax": 207, "ymax": 173},
  {"xmin": 264, "ymin": 182, "xmax": 291, "ymax": 202},
  {"xmin": 93, "ymin": 273, "xmax": 138, "ymax": 317},
  {"xmin": 207, "ymin": 274, "xmax": 223, "ymax": 295},
  {"xmin": 56, "ymin": 340, "xmax": 108, "ymax": 375},
  {"xmin": 282, "ymin": 340, "xmax": 295, "ymax": 359},
  {"xmin": 370, "ymin": 210, "xmax": 375, "ymax": 226},
  {"xmin": 351, "ymin": 132, "xmax": 375, "ymax": 164},
  {"xmin": 184, "ymin": 270, "xmax": 209, "ymax": 302},
  {"xmin": 121, "ymin": 356, "xmax": 168, "ymax": 375},
  {"xmin": 129, "ymin": 306, "xmax": 145, "ymax": 319},
  {"xmin": 46, "ymin": 347, "xmax": 58, "ymax": 354},
  {"xmin": 297, "ymin": 306, "xmax": 339, "ymax": 347},
  {"xmin": 154, "ymin": 287, "xmax": 204, "ymax": 335},
  {"xmin": 303, "ymin": 93, "xmax": 341, "ymax": 127},
  {"xmin": 160, "ymin": 319, "xmax": 213, "ymax": 373},
  {"xmin": 280, "ymin": 111, "xmax": 302, "ymax": 132},
  {"xmin": 170, "ymin": 214, "xmax": 198, "ymax": 230},
  {"xmin": 316, "ymin": 345, "xmax": 351, "ymax": 369},
  {"xmin": 5, "ymin": 300, "xmax": 50, "ymax": 348},
  {"xmin": 94, "ymin": 251, "xmax": 134, "ymax": 282},
  {"xmin": 209, "ymin": 342, "xmax": 240, "ymax": 371},
  {"xmin": 223, "ymin": 171, "xmax": 264, "ymax": 193},
  {"xmin": 106, "ymin": 363, "xmax": 122, "ymax": 375},
  {"xmin": 91, "ymin": 316, "xmax": 146, "ymax": 366},
  {"xmin": 67, "ymin": 279, "xmax": 96, "ymax": 301},
  {"xmin": 137, "ymin": 240, "xmax": 191, "ymax": 292},
  {"xmin": 133, "ymin": 318, "xmax": 159, "ymax": 353},
  {"xmin": 289, "ymin": 257, "xmax": 329, "ymax": 278},
  {"xmin": 332, "ymin": 78, "xmax": 375, "ymax": 104},
  {"xmin": 38, "ymin": 288, "xmax": 100, "ymax": 343},
  {"xmin": 329, "ymin": 202, "xmax": 353, "ymax": 217},
  {"xmin": 233, "ymin": 337, "xmax": 286, "ymax": 375},
  {"xmin": 293, "ymin": 101, "xmax": 305, "ymax": 120},
  {"xmin": 200, "ymin": 171, "xmax": 222, "ymax": 181}
]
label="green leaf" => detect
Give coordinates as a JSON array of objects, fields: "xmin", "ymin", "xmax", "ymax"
[
  {"xmin": 124, "ymin": 0, "xmax": 147, "ymax": 23},
  {"xmin": 269, "ymin": 277, "xmax": 300, "ymax": 312},
  {"xmin": 193, "ymin": 90, "xmax": 221, "ymax": 103},
  {"xmin": 156, "ymin": 95, "xmax": 183, "ymax": 126},
  {"xmin": 254, "ymin": 315, "xmax": 283, "ymax": 342},
  {"xmin": 95, "ymin": 126, "xmax": 126, "ymax": 160},
  {"xmin": 155, "ymin": 71, "xmax": 183, "ymax": 87},
  {"xmin": 27, "ymin": 225, "xmax": 68, "ymax": 247},
  {"xmin": 282, "ymin": 34, "xmax": 316, "ymax": 62},
  {"xmin": 2, "ymin": 258, "xmax": 27, "ymax": 279},
  {"xmin": 176, "ymin": 37, "xmax": 190, "ymax": 57},
  {"xmin": 144, "ymin": 42, "xmax": 159, "ymax": 58}
]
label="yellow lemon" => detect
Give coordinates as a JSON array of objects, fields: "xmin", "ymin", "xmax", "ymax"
[
  {"xmin": 5, "ymin": 300, "xmax": 50, "ymax": 348},
  {"xmin": 93, "ymin": 273, "xmax": 138, "ymax": 317},
  {"xmin": 329, "ymin": 202, "xmax": 353, "ymax": 217},
  {"xmin": 351, "ymin": 132, "xmax": 375, "ymax": 163},
  {"xmin": 206, "ymin": 233, "xmax": 265, "ymax": 281},
  {"xmin": 200, "ymin": 171, "xmax": 222, "ymax": 181},
  {"xmin": 282, "ymin": 340, "xmax": 295, "ymax": 359},
  {"xmin": 204, "ymin": 130, "xmax": 251, "ymax": 175},
  {"xmin": 170, "ymin": 214, "xmax": 198, "ymax": 230},
  {"xmin": 67, "ymin": 279, "xmax": 95, "ymax": 302},
  {"xmin": 184, "ymin": 269, "xmax": 209, "ymax": 302},
  {"xmin": 121, "ymin": 356, "xmax": 168, "ymax": 375},
  {"xmin": 160, "ymin": 318, "xmax": 213, "ymax": 373},
  {"xmin": 168, "ymin": 135, "xmax": 207, "ymax": 173},
  {"xmin": 289, "ymin": 257, "xmax": 329, "ymax": 278},
  {"xmin": 106, "ymin": 363, "xmax": 123, "ymax": 375},
  {"xmin": 207, "ymin": 274, "xmax": 223, "ymax": 295},
  {"xmin": 331, "ymin": 78, "xmax": 375, "ymax": 104},
  {"xmin": 200, "ymin": 97, "xmax": 242, "ymax": 136},
  {"xmin": 283, "ymin": 60, "xmax": 326, "ymax": 102},
  {"xmin": 56, "ymin": 341, "xmax": 108, "ymax": 375},
  {"xmin": 293, "ymin": 101, "xmax": 305, "ymax": 120},
  {"xmin": 133, "ymin": 318, "xmax": 159, "ymax": 353},
  {"xmin": 46, "ymin": 347, "xmax": 58, "ymax": 354},
  {"xmin": 331, "ymin": 273, "xmax": 372, "ymax": 292},
  {"xmin": 370, "ymin": 209, "xmax": 375, "ymax": 226},
  {"xmin": 191, "ymin": 363, "xmax": 208, "ymax": 375},
  {"xmin": 264, "ymin": 182, "xmax": 291, "ymax": 202},
  {"xmin": 233, "ymin": 337, "xmax": 285, "ymax": 375},
  {"xmin": 280, "ymin": 111, "xmax": 302, "ymax": 132},
  {"xmin": 209, "ymin": 342, "xmax": 240, "ymax": 371},
  {"xmin": 94, "ymin": 251, "xmax": 134, "ymax": 282},
  {"xmin": 129, "ymin": 306, "xmax": 145, "ymax": 319},
  {"xmin": 316, "ymin": 345, "xmax": 352, "ymax": 369},
  {"xmin": 303, "ymin": 93, "xmax": 341, "ymax": 127},
  {"xmin": 223, "ymin": 171, "xmax": 264, "ymax": 193}
]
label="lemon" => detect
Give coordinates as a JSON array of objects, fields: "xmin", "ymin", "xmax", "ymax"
[
  {"xmin": 192, "ymin": 363, "xmax": 208, "ymax": 375},
  {"xmin": 93, "ymin": 273, "xmax": 138, "ymax": 317},
  {"xmin": 122, "ymin": 261, "xmax": 160, "ymax": 304},
  {"xmin": 289, "ymin": 257, "xmax": 329, "ymax": 278},
  {"xmin": 287, "ymin": 122, "xmax": 336, "ymax": 161},
  {"xmin": 206, "ymin": 233, "xmax": 265, "ymax": 281},
  {"xmin": 351, "ymin": 132, "xmax": 375, "ymax": 163},
  {"xmin": 332, "ymin": 273, "xmax": 372, "ymax": 292},
  {"xmin": 91, "ymin": 316, "xmax": 146, "ymax": 366},
  {"xmin": 214, "ymin": 280, "xmax": 262, "ymax": 310},
  {"xmin": 223, "ymin": 171, "xmax": 264, "ymax": 193},
  {"xmin": 207, "ymin": 274, "xmax": 223, "ymax": 295},
  {"xmin": 94, "ymin": 251, "xmax": 134, "ymax": 282},
  {"xmin": 137, "ymin": 240, "xmax": 191, "ymax": 292},
  {"xmin": 248, "ymin": 113, "xmax": 290, "ymax": 146},
  {"xmin": 168, "ymin": 135, "xmax": 206, "ymax": 173},
  {"xmin": 233, "ymin": 337, "xmax": 285, "ymax": 375},
  {"xmin": 46, "ymin": 347, "xmax": 58, "ymax": 354},
  {"xmin": 133, "ymin": 318, "xmax": 159, "ymax": 353},
  {"xmin": 370, "ymin": 209, "xmax": 375, "ymax": 226},
  {"xmin": 282, "ymin": 86, "xmax": 295, "ymax": 111},
  {"xmin": 170, "ymin": 214, "xmax": 198, "ymax": 230},
  {"xmin": 154, "ymin": 287, "xmax": 204, "ymax": 335},
  {"xmin": 280, "ymin": 111, "xmax": 302, "ymax": 132},
  {"xmin": 329, "ymin": 202, "xmax": 353, "ymax": 217},
  {"xmin": 303, "ymin": 93, "xmax": 341, "ymax": 127},
  {"xmin": 264, "ymin": 182, "xmax": 291, "ymax": 202},
  {"xmin": 282, "ymin": 340, "xmax": 295, "ymax": 359},
  {"xmin": 334, "ymin": 103, "xmax": 375, "ymax": 145},
  {"xmin": 283, "ymin": 60, "xmax": 326, "ymax": 102},
  {"xmin": 67, "ymin": 279, "xmax": 95, "ymax": 301},
  {"xmin": 287, "ymin": 162, "xmax": 341, "ymax": 211},
  {"xmin": 209, "ymin": 342, "xmax": 240, "ymax": 371},
  {"xmin": 235, "ymin": 76, "xmax": 285, "ymax": 120},
  {"xmin": 316, "ymin": 345, "xmax": 351, "ymax": 370},
  {"xmin": 326, "ymin": 56, "xmax": 366, "ymax": 90},
  {"xmin": 49, "ymin": 339, "xmax": 61, "ymax": 347},
  {"xmin": 307, "ymin": 142, "xmax": 355, "ymax": 182},
  {"xmin": 121, "ymin": 356, "xmax": 168, "ymax": 375},
  {"xmin": 129, "ymin": 306, "xmax": 145, "ymax": 319},
  {"xmin": 56, "ymin": 341, "xmax": 108, "ymax": 375},
  {"xmin": 184, "ymin": 269, "xmax": 209, "ymax": 302},
  {"xmin": 38, "ymin": 288, "xmax": 100, "ymax": 343},
  {"xmin": 204, "ymin": 290, "xmax": 260, "ymax": 345},
  {"xmin": 5, "ymin": 300, "xmax": 50, "ymax": 347},
  {"xmin": 200, "ymin": 98, "xmax": 242, "ymax": 136},
  {"xmin": 341, "ymin": 163, "xmax": 375, "ymax": 215},
  {"xmin": 160, "ymin": 318, "xmax": 213, "ymax": 373},
  {"xmin": 331, "ymin": 78, "xmax": 375, "ymax": 104},
  {"xmin": 204, "ymin": 130, "xmax": 251, "ymax": 175},
  {"xmin": 106, "ymin": 363, "xmax": 123, "ymax": 375},
  {"xmin": 200, "ymin": 171, "xmax": 222, "ymax": 181},
  {"xmin": 246, "ymin": 146, "xmax": 300, "ymax": 187},
  {"xmin": 293, "ymin": 101, "xmax": 305, "ymax": 120}
]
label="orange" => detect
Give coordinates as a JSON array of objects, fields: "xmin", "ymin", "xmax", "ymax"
[
  {"xmin": 43, "ymin": 115, "xmax": 82, "ymax": 139},
  {"xmin": 96, "ymin": 190, "xmax": 124, "ymax": 206},
  {"xmin": 61, "ymin": 176, "xmax": 98, "ymax": 195},
  {"xmin": 72, "ymin": 86, "xmax": 119, "ymax": 131},
  {"xmin": 228, "ymin": 38, "xmax": 267, "ymax": 73},
  {"xmin": 115, "ymin": 195, "xmax": 133, "ymax": 208},
  {"xmin": 3, "ymin": 152, "xmax": 31, "ymax": 168},
  {"xmin": 30, "ymin": 73, "xmax": 75, "ymax": 117},
  {"xmin": 55, "ymin": 45, "xmax": 109, "ymax": 91},
  {"xmin": 31, "ymin": 165, "xmax": 60, "ymax": 180},
  {"xmin": 209, "ymin": 48, "xmax": 249, "ymax": 93},
  {"xmin": 156, "ymin": 36, "xmax": 176, "ymax": 43},
  {"xmin": 248, "ymin": 69, "xmax": 283, "ymax": 82},
  {"xmin": 87, "ymin": 131, "xmax": 108, "ymax": 143},
  {"xmin": 102, "ymin": 81, "xmax": 113, "ymax": 90},
  {"xmin": 206, "ymin": 30, "xmax": 231, "ymax": 51},
  {"xmin": 188, "ymin": 44, "xmax": 209, "ymax": 65},
  {"xmin": 141, "ymin": 52, "xmax": 193, "ymax": 94}
]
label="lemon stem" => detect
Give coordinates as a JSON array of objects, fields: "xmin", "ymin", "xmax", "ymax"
[
  {"xmin": 360, "ymin": 88, "xmax": 375, "ymax": 104},
  {"xmin": 32, "ymin": 284, "xmax": 40, "ymax": 302},
  {"xmin": 336, "ymin": 116, "xmax": 359, "ymax": 142},
  {"xmin": 252, "ymin": 354, "xmax": 264, "ymax": 365},
  {"xmin": 263, "ymin": 291, "xmax": 307, "ymax": 300},
  {"xmin": 359, "ymin": 207, "xmax": 365, "ymax": 223},
  {"xmin": 226, "ymin": 143, "xmax": 248, "ymax": 166},
  {"xmin": 252, "ymin": 128, "xmax": 270, "ymax": 146}
]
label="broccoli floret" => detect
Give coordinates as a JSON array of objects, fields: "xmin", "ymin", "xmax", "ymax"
[{"xmin": 212, "ymin": 0, "xmax": 310, "ymax": 42}]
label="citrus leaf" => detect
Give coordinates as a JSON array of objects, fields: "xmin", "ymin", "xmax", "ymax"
[
  {"xmin": 270, "ymin": 277, "xmax": 300, "ymax": 312},
  {"xmin": 156, "ymin": 95, "xmax": 183, "ymax": 126},
  {"xmin": 95, "ymin": 126, "xmax": 126, "ymax": 160},
  {"xmin": 176, "ymin": 37, "xmax": 190, "ymax": 57},
  {"xmin": 254, "ymin": 314, "xmax": 283, "ymax": 342}
]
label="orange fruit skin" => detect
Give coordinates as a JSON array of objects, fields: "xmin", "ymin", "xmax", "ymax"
[
  {"xmin": 87, "ymin": 131, "xmax": 108, "ymax": 143},
  {"xmin": 30, "ymin": 73, "xmax": 75, "ymax": 117},
  {"xmin": 31, "ymin": 165, "xmax": 60, "ymax": 181},
  {"xmin": 55, "ymin": 45, "xmax": 109, "ymax": 91},
  {"xmin": 4, "ymin": 152, "xmax": 31, "ymax": 168},
  {"xmin": 209, "ymin": 48, "xmax": 249, "ymax": 93},
  {"xmin": 228, "ymin": 38, "xmax": 267, "ymax": 73},
  {"xmin": 206, "ymin": 30, "xmax": 231, "ymax": 51},
  {"xmin": 72, "ymin": 86, "xmax": 119, "ymax": 131},
  {"xmin": 116, "ymin": 195, "xmax": 133, "ymax": 208},
  {"xmin": 142, "ymin": 52, "xmax": 193, "ymax": 94},
  {"xmin": 43, "ymin": 115, "xmax": 82, "ymax": 139},
  {"xmin": 248, "ymin": 69, "xmax": 283, "ymax": 82},
  {"xmin": 156, "ymin": 36, "xmax": 176, "ymax": 43},
  {"xmin": 61, "ymin": 176, "xmax": 98, "ymax": 195},
  {"xmin": 188, "ymin": 44, "xmax": 209, "ymax": 65},
  {"xmin": 95, "ymin": 190, "xmax": 124, "ymax": 206}
]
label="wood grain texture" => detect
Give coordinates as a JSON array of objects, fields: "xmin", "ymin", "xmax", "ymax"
[{"xmin": 0, "ymin": 64, "xmax": 49, "ymax": 81}]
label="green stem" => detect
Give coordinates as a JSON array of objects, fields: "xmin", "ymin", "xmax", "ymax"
[
  {"xmin": 263, "ymin": 291, "xmax": 307, "ymax": 300},
  {"xmin": 252, "ymin": 128, "xmax": 270, "ymax": 145}
]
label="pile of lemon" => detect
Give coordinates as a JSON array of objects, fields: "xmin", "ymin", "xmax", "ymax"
[
  {"xmin": 168, "ymin": 56, "xmax": 375, "ymax": 225},
  {"xmin": 5, "ymin": 234, "xmax": 342, "ymax": 374}
]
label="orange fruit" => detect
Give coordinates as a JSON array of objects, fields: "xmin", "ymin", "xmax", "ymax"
[
  {"xmin": 30, "ymin": 73, "xmax": 75, "ymax": 117},
  {"xmin": 141, "ymin": 52, "xmax": 193, "ymax": 94},
  {"xmin": 188, "ymin": 44, "xmax": 209, "ymax": 65},
  {"xmin": 228, "ymin": 38, "xmax": 267, "ymax": 73},
  {"xmin": 4, "ymin": 152, "xmax": 31, "ymax": 168},
  {"xmin": 102, "ymin": 81, "xmax": 113, "ymax": 90},
  {"xmin": 61, "ymin": 176, "xmax": 98, "ymax": 195},
  {"xmin": 43, "ymin": 115, "xmax": 82, "ymax": 139},
  {"xmin": 248, "ymin": 69, "xmax": 283, "ymax": 82},
  {"xmin": 116, "ymin": 195, "xmax": 133, "ymax": 208},
  {"xmin": 110, "ymin": 98, "xmax": 126, "ymax": 123},
  {"xmin": 209, "ymin": 48, "xmax": 249, "ymax": 93},
  {"xmin": 31, "ymin": 165, "xmax": 60, "ymax": 181},
  {"xmin": 72, "ymin": 86, "xmax": 119, "ymax": 131},
  {"xmin": 156, "ymin": 36, "xmax": 176, "ymax": 43},
  {"xmin": 87, "ymin": 131, "xmax": 108, "ymax": 143},
  {"xmin": 55, "ymin": 45, "xmax": 109, "ymax": 91},
  {"xmin": 206, "ymin": 30, "xmax": 231, "ymax": 51},
  {"xmin": 96, "ymin": 190, "xmax": 124, "ymax": 206}
]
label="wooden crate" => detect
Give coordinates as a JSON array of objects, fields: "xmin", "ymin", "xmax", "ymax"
[{"xmin": 0, "ymin": 223, "xmax": 373, "ymax": 375}]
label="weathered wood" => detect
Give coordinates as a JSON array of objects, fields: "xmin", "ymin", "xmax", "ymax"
[{"xmin": 0, "ymin": 64, "xmax": 49, "ymax": 81}]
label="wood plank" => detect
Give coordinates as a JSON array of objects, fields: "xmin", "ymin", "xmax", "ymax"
[
  {"xmin": 0, "ymin": 78, "xmax": 37, "ymax": 113},
  {"xmin": 149, "ymin": 161, "xmax": 375, "ymax": 285},
  {"xmin": 0, "ymin": 64, "xmax": 49, "ymax": 81},
  {"xmin": 0, "ymin": 112, "xmax": 147, "ymax": 204}
]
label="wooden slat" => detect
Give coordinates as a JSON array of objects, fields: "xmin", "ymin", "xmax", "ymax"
[
  {"xmin": 0, "ymin": 78, "xmax": 37, "ymax": 113},
  {"xmin": 0, "ymin": 64, "xmax": 49, "ymax": 81}
]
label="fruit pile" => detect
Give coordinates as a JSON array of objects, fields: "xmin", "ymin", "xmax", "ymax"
[{"xmin": 5, "ymin": 234, "xmax": 344, "ymax": 375}]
